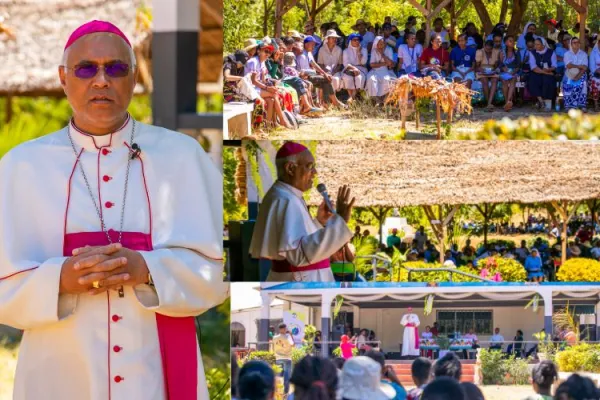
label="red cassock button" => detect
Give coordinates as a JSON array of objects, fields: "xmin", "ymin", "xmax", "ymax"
[
  {"xmin": 102, "ymin": 148, "xmax": 111, "ymax": 156},
  {"xmin": 113, "ymin": 345, "xmax": 122, "ymax": 353},
  {"xmin": 114, "ymin": 376, "xmax": 123, "ymax": 383},
  {"xmin": 103, "ymin": 175, "xmax": 112, "ymax": 182},
  {"xmin": 111, "ymin": 315, "xmax": 121, "ymax": 322},
  {"xmin": 105, "ymin": 201, "xmax": 114, "ymax": 208}
]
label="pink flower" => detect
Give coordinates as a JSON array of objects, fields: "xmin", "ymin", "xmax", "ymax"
[
  {"xmin": 480, "ymin": 268, "xmax": 489, "ymax": 278},
  {"xmin": 493, "ymin": 272, "xmax": 503, "ymax": 282}
]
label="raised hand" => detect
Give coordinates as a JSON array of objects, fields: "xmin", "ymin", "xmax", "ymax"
[{"xmin": 336, "ymin": 185, "xmax": 356, "ymax": 223}]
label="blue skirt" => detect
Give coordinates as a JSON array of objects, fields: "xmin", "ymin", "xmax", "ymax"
[{"xmin": 563, "ymin": 73, "xmax": 587, "ymax": 109}]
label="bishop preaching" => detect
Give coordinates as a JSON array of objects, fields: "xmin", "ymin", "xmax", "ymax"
[
  {"xmin": 0, "ymin": 21, "xmax": 226, "ymax": 400},
  {"xmin": 249, "ymin": 142, "xmax": 355, "ymax": 282}
]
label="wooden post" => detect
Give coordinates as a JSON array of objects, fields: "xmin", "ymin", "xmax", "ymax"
[
  {"xmin": 5, "ymin": 94, "xmax": 12, "ymax": 124},
  {"xmin": 426, "ymin": 0, "xmax": 432, "ymax": 44},
  {"xmin": 416, "ymin": 110, "xmax": 420, "ymax": 129},
  {"xmin": 436, "ymin": 100, "xmax": 442, "ymax": 139},
  {"xmin": 551, "ymin": 200, "xmax": 581, "ymax": 265}
]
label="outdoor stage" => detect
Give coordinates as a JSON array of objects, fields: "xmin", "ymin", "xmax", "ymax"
[{"xmin": 231, "ymin": 282, "xmax": 600, "ymax": 357}]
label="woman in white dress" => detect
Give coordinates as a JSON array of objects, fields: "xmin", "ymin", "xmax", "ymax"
[
  {"xmin": 562, "ymin": 37, "xmax": 588, "ymax": 111},
  {"xmin": 366, "ymin": 36, "xmax": 397, "ymax": 104},
  {"xmin": 401, "ymin": 307, "xmax": 421, "ymax": 357},
  {"xmin": 342, "ymin": 33, "xmax": 368, "ymax": 101}
]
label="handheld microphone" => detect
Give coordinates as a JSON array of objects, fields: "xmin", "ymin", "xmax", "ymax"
[{"xmin": 317, "ymin": 183, "xmax": 336, "ymax": 214}]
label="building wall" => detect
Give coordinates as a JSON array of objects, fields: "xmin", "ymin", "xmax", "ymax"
[
  {"xmin": 231, "ymin": 302, "xmax": 311, "ymax": 347},
  {"xmin": 358, "ymin": 306, "xmax": 546, "ymax": 353}
]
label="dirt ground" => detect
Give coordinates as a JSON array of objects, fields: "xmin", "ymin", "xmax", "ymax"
[
  {"xmin": 264, "ymin": 102, "xmax": 564, "ymax": 140},
  {"xmin": 480, "ymin": 385, "xmax": 534, "ymax": 400}
]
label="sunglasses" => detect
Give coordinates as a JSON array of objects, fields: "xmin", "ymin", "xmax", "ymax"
[{"xmin": 66, "ymin": 61, "xmax": 131, "ymax": 79}]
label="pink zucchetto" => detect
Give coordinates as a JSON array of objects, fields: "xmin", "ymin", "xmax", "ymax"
[
  {"xmin": 64, "ymin": 20, "xmax": 131, "ymax": 51},
  {"xmin": 276, "ymin": 142, "xmax": 309, "ymax": 159}
]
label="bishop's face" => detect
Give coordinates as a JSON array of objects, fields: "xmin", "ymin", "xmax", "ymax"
[
  {"xmin": 286, "ymin": 151, "xmax": 317, "ymax": 192},
  {"xmin": 59, "ymin": 33, "xmax": 138, "ymax": 134}
]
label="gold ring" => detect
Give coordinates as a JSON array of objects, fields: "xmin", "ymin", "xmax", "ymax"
[{"xmin": 92, "ymin": 281, "xmax": 101, "ymax": 289}]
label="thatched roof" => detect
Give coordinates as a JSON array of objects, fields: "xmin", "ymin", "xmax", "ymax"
[
  {"xmin": 0, "ymin": 0, "xmax": 222, "ymax": 96},
  {"xmin": 0, "ymin": 0, "xmax": 148, "ymax": 96},
  {"xmin": 307, "ymin": 141, "xmax": 600, "ymax": 207}
]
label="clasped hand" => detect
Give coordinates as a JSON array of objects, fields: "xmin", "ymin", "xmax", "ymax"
[{"xmin": 59, "ymin": 243, "xmax": 150, "ymax": 295}]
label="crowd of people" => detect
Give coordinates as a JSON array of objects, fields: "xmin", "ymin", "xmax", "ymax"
[
  {"xmin": 232, "ymin": 351, "xmax": 600, "ymax": 400},
  {"xmin": 378, "ymin": 213, "xmax": 600, "ymax": 282},
  {"xmin": 224, "ymin": 16, "xmax": 600, "ymax": 132}
]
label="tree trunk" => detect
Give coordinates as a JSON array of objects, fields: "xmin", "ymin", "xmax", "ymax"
[
  {"xmin": 506, "ymin": 0, "xmax": 530, "ymax": 36},
  {"xmin": 588, "ymin": 199, "xmax": 598, "ymax": 225},
  {"xmin": 263, "ymin": 0, "xmax": 270, "ymax": 36},
  {"xmin": 557, "ymin": 3, "xmax": 564, "ymax": 21},
  {"xmin": 499, "ymin": 0, "xmax": 509, "ymax": 23},
  {"xmin": 275, "ymin": 0, "xmax": 283, "ymax": 37},
  {"xmin": 471, "ymin": 0, "xmax": 493, "ymax": 35}
]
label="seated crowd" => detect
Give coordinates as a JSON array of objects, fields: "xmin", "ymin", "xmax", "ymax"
[
  {"xmin": 224, "ymin": 16, "xmax": 600, "ymax": 131},
  {"xmin": 381, "ymin": 216, "xmax": 600, "ymax": 283},
  {"xmin": 232, "ymin": 351, "xmax": 600, "ymax": 400}
]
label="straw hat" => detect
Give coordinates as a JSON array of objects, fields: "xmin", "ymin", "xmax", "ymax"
[
  {"xmin": 341, "ymin": 357, "xmax": 396, "ymax": 400},
  {"xmin": 325, "ymin": 29, "xmax": 341, "ymax": 40},
  {"xmin": 243, "ymin": 38, "xmax": 258, "ymax": 52},
  {"xmin": 288, "ymin": 30, "xmax": 303, "ymax": 39},
  {"xmin": 352, "ymin": 19, "xmax": 368, "ymax": 30}
]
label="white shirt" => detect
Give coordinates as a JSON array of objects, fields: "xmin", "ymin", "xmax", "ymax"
[
  {"xmin": 318, "ymin": 44, "xmax": 343, "ymax": 72},
  {"xmin": 564, "ymin": 50, "xmax": 588, "ymax": 68},
  {"xmin": 398, "ymin": 44, "xmax": 423, "ymax": 71},
  {"xmin": 0, "ymin": 119, "xmax": 227, "ymax": 400},
  {"xmin": 249, "ymin": 181, "xmax": 353, "ymax": 282},
  {"xmin": 296, "ymin": 50, "xmax": 315, "ymax": 71},
  {"xmin": 343, "ymin": 45, "xmax": 368, "ymax": 67}
]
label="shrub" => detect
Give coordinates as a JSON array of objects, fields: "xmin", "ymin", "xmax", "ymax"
[
  {"xmin": 556, "ymin": 344, "xmax": 600, "ymax": 373},
  {"xmin": 479, "ymin": 348, "xmax": 506, "ymax": 385},
  {"xmin": 477, "ymin": 239, "xmax": 516, "ymax": 251},
  {"xmin": 292, "ymin": 346, "xmax": 308, "ymax": 365},
  {"xmin": 246, "ymin": 350, "xmax": 276, "ymax": 365},
  {"xmin": 453, "ymin": 110, "xmax": 600, "ymax": 140},
  {"xmin": 557, "ymin": 258, "xmax": 600, "ymax": 282},
  {"xmin": 479, "ymin": 348, "xmax": 530, "ymax": 385}
]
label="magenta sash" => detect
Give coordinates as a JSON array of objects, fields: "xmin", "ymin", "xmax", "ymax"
[
  {"xmin": 63, "ymin": 231, "xmax": 197, "ymax": 399},
  {"xmin": 406, "ymin": 323, "xmax": 420, "ymax": 349},
  {"xmin": 267, "ymin": 258, "xmax": 331, "ymax": 273}
]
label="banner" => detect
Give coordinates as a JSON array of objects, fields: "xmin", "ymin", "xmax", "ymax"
[{"xmin": 283, "ymin": 310, "xmax": 306, "ymax": 346}]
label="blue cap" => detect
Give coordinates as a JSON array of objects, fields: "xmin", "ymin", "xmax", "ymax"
[
  {"xmin": 348, "ymin": 33, "xmax": 363, "ymax": 42},
  {"xmin": 303, "ymin": 36, "xmax": 316, "ymax": 44}
]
